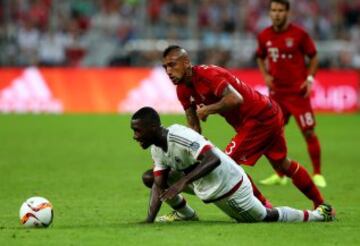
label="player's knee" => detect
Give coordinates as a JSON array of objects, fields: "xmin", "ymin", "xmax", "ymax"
[
  {"xmin": 263, "ymin": 208, "xmax": 279, "ymax": 222},
  {"xmin": 269, "ymin": 157, "xmax": 289, "ymax": 171},
  {"xmin": 142, "ymin": 169, "xmax": 154, "ymax": 188},
  {"xmin": 303, "ymin": 129, "xmax": 315, "ymax": 139}
]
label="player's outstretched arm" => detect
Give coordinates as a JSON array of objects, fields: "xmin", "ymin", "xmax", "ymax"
[
  {"xmin": 145, "ymin": 170, "xmax": 169, "ymax": 223},
  {"xmin": 160, "ymin": 149, "xmax": 220, "ymax": 201}
]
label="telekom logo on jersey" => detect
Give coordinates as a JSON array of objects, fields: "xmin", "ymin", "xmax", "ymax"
[{"xmin": 268, "ymin": 48, "xmax": 279, "ymax": 62}]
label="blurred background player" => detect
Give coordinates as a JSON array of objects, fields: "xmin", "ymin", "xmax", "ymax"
[
  {"xmin": 131, "ymin": 106, "xmax": 335, "ymax": 223},
  {"xmin": 161, "ymin": 45, "xmax": 326, "ymax": 209},
  {"xmin": 256, "ymin": 0, "xmax": 326, "ymax": 187}
]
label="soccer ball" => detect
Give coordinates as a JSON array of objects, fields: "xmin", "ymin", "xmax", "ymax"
[{"xmin": 19, "ymin": 196, "xmax": 54, "ymax": 228}]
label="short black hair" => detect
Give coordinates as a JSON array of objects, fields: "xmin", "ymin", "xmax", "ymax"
[
  {"xmin": 132, "ymin": 107, "xmax": 161, "ymax": 126},
  {"xmin": 270, "ymin": 0, "xmax": 290, "ymax": 10},
  {"xmin": 162, "ymin": 45, "xmax": 183, "ymax": 58}
]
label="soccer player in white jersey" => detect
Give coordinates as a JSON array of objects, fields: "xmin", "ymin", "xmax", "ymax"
[{"xmin": 131, "ymin": 107, "xmax": 335, "ymax": 223}]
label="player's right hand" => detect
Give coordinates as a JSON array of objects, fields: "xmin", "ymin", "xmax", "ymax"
[
  {"xmin": 196, "ymin": 104, "xmax": 209, "ymax": 122},
  {"xmin": 300, "ymin": 79, "xmax": 312, "ymax": 98},
  {"xmin": 160, "ymin": 179, "xmax": 187, "ymax": 201}
]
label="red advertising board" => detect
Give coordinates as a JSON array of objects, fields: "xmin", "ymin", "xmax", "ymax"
[
  {"xmin": 0, "ymin": 67, "xmax": 358, "ymax": 113},
  {"xmin": 230, "ymin": 69, "xmax": 360, "ymax": 113}
]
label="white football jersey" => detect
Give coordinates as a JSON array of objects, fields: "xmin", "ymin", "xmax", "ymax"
[{"xmin": 151, "ymin": 124, "xmax": 246, "ymax": 201}]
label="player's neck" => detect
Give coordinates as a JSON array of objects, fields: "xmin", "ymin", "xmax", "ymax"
[
  {"xmin": 273, "ymin": 22, "xmax": 289, "ymax": 32},
  {"xmin": 154, "ymin": 127, "xmax": 169, "ymax": 152},
  {"xmin": 184, "ymin": 67, "xmax": 193, "ymax": 87}
]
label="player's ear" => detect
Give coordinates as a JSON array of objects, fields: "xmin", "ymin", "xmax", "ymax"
[
  {"xmin": 150, "ymin": 122, "xmax": 159, "ymax": 131},
  {"xmin": 183, "ymin": 56, "xmax": 191, "ymax": 68}
]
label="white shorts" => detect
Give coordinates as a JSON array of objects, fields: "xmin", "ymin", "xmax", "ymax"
[{"xmin": 213, "ymin": 176, "xmax": 267, "ymax": 222}]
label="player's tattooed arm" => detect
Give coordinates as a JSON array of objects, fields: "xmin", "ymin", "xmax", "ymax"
[
  {"xmin": 145, "ymin": 170, "xmax": 169, "ymax": 223},
  {"xmin": 196, "ymin": 85, "xmax": 243, "ymax": 121},
  {"xmin": 185, "ymin": 106, "xmax": 202, "ymax": 134}
]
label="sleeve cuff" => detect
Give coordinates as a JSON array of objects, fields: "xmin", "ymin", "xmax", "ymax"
[
  {"xmin": 214, "ymin": 81, "xmax": 228, "ymax": 97},
  {"xmin": 153, "ymin": 169, "xmax": 168, "ymax": 177},
  {"xmin": 196, "ymin": 144, "xmax": 213, "ymax": 160}
]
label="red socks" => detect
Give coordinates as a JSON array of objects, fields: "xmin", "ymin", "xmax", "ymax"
[
  {"xmin": 276, "ymin": 133, "xmax": 321, "ymax": 177},
  {"xmin": 306, "ymin": 134, "xmax": 321, "ymax": 174},
  {"xmin": 283, "ymin": 161, "xmax": 324, "ymax": 208},
  {"xmin": 275, "ymin": 170, "xmax": 285, "ymax": 178},
  {"xmin": 247, "ymin": 174, "xmax": 271, "ymax": 207}
]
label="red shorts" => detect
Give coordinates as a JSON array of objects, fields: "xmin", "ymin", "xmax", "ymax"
[
  {"xmin": 224, "ymin": 106, "xmax": 287, "ymax": 166},
  {"xmin": 271, "ymin": 94, "xmax": 316, "ymax": 132}
]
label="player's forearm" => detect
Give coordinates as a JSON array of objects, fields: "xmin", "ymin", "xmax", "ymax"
[
  {"xmin": 206, "ymin": 93, "xmax": 242, "ymax": 115},
  {"xmin": 307, "ymin": 55, "xmax": 319, "ymax": 76},
  {"xmin": 182, "ymin": 150, "xmax": 221, "ymax": 185},
  {"xmin": 146, "ymin": 184, "xmax": 163, "ymax": 223},
  {"xmin": 185, "ymin": 107, "xmax": 202, "ymax": 133},
  {"xmin": 257, "ymin": 58, "xmax": 269, "ymax": 77}
]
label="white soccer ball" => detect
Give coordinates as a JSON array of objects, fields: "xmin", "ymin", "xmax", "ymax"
[{"xmin": 19, "ymin": 196, "xmax": 54, "ymax": 228}]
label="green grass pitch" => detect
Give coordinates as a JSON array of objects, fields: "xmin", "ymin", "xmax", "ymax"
[{"xmin": 0, "ymin": 114, "xmax": 359, "ymax": 245}]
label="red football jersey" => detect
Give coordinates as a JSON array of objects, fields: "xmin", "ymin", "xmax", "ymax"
[
  {"xmin": 256, "ymin": 24, "xmax": 317, "ymax": 94},
  {"xmin": 176, "ymin": 65, "xmax": 274, "ymax": 131}
]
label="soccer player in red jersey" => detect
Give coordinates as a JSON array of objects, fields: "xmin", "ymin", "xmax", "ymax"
[
  {"xmin": 256, "ymin": 0, "xmax": 326, "ymax": 187},
  {"xmin": 161, "ymin": 44, "xmax": 328, "ymax": 209}
]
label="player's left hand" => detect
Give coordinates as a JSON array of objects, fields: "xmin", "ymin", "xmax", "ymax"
[
  {"xmin": 196, "ymin": 105, "xmax": 209, "ymax": 121},
  {"xmin": 160, "ymin": 179, "xmax": 187, "ymax": 201},
  {"xmin": 300, "ymin": 80, "xmax": 312, "ymax": 98}
]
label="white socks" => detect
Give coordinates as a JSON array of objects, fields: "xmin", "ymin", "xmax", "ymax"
[
  {"xmin": 166, "ymin": 194, "xmax": 195, "ymax": 218},
  {"xmin": 276, "ymin": 206, "xmax": 323, "ymax": 222}
]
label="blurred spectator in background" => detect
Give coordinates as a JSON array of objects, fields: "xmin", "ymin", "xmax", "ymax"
[
  {"xmin": 64, "ymin": 19, "xmax": 87, "ymax": 67},
  {"xmin": 38, "ymin": 27, "xmax": 68, "ymax": 66},
  {"xmin": 16, "ymin": 15, "xmax": 40, "ymax": 65},
  {"xmin": 81, "ymin": 0, "xmax": 123, "ymax": 66},
  {"xmin": 0, "ymin": 0, "xmax": 358, "ymax": 68}
]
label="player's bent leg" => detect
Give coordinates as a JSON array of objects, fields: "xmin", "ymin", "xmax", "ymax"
[
  {"xmin": 265, "ymin": 206, "xmax": 331, "ymax": 222},
  {"xmin": 214, "ymin": 178, "xmax": 267, "ymax": 223},
  {"xmin": 224, "ymin": 129, "xmax": 272, "ymax": 209},
  {"xmin": 263, "ymin": 208, "xmax": 279, "ymax": 221},
  {"xmin": 142, "ymin": 169, "xmax": 154, "ymax": 188},
  {"xmin": 155, "ymin": 195, "xmax": 199, "ymax": 223},
  {"xmin": 142, "ymin": 169, "xmax": 198, "ymax": 222},
  {"xmin": 157, "ymin": 170, "xmax": 197, "ymax": 221},
  {"xmin": 303, "ymin": 129, "xmax": 327, "ymax": 188},
  {"xmin": 268, "ymin": 157, "xmax": 324, "ymax": 208},
  {"xmin": 246, "ymin": 173, "xmax": 273, "ymax": 208}
]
